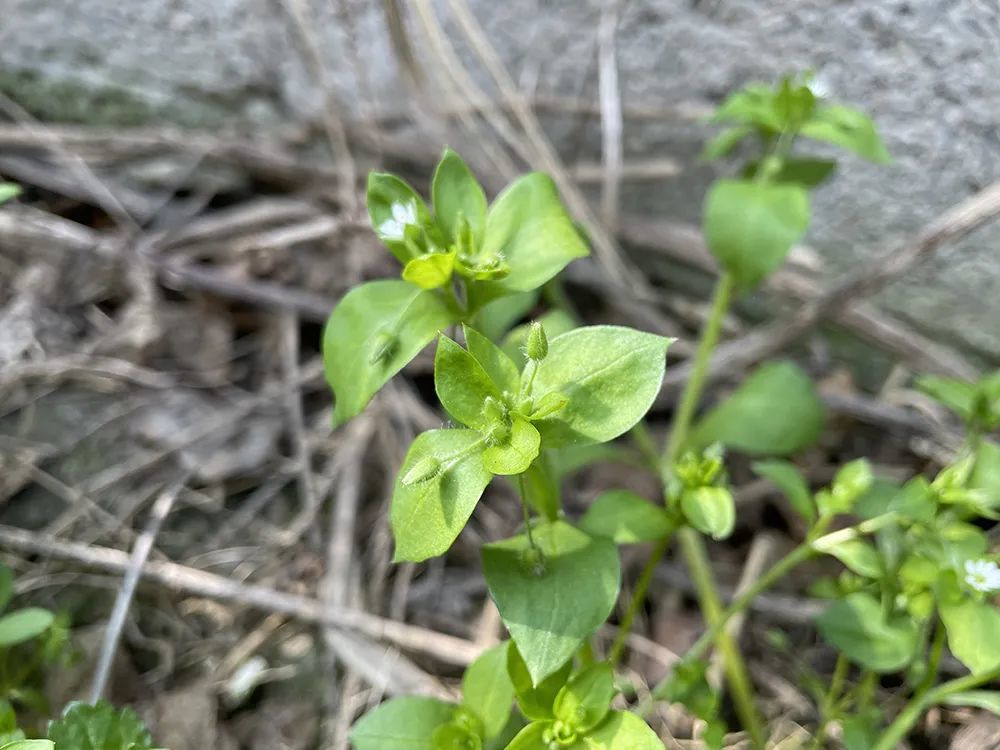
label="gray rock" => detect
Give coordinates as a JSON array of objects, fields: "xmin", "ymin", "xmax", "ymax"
[{"xmin": 2, "ymin": 0, "xmax": 998, "ymax": 358}]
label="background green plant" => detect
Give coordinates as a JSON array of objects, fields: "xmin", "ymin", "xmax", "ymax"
[{"xmin": 320, "ymin": 72, "xmax": 999, "ymax": 750}]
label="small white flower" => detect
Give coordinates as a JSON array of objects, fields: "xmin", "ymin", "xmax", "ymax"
[
  {"xmin": 807, "ymin": 71, "xmax": 832, "ymax": 100},
  {"xmin": 964, "ymin": 559, "xmax": 1000, "ymax": 593},
  {"xmin": 378, "ymin": 201, "xmax": 418, "ymax": 240}
]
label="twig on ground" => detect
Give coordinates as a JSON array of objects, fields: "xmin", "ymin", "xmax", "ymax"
[{"xmin": 89, "ymin": 474, "xmax": 188, "ymax": 701}]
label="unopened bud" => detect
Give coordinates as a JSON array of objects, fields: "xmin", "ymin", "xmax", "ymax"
[
  {"xmin": 401, "ymin": 456, "xmax": 441, "ymax": 486},
  {"xmin": 368, "ymin": 329, "xmax": 397, "ymax": 365},
  {"xmin": 525, "ymin": 322, "xmax": 548, "ymax": 361}
]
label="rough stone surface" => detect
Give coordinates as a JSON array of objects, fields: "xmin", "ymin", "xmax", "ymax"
[{"xmin": 2, "ymin": 0, "xmax": 999, "ymax": 358}]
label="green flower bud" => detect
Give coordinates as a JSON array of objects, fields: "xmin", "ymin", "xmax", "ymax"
[
  {"xmin": 368, "ymin": 329, "xmax": 397, "ymax": 365},
  {"xmin": 401, "ymin": 456, "xmax": 442, "ymax": 486},
  {"xmin": 525, "ymin": 322, "xmax": 548, "ymax": 361}
]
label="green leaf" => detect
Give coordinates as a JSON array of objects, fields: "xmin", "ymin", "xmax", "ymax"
[
  {"xmin": 368, "ymin": 173, "xmax": 437, "ymax": 263},
  {"xmin": 704, "ymin": 179, "xmax": 810, "ymax": 288},
  {"xmin": 971, "ymin": 441, "xmax": 1000, "ymax": 497},
  {"xmin": 657, "ymin": 659, "xmax": 719, "ymax": 719},
  {"xmin": 390, "ymin": 429, "xmax": 491, "ymax": 562},
  {"xmin": 350, "ymin": 696, "xmax": 457, "ymax": 750},
  {"xmin": 482, "ymin": 173, "xmax": 589, "ymax": 292},
  {"xmin": 529, "ymin": 326, "xmax": 670, "ymax": 447},
  {"xmin": 0, "ymin": 565, "xmax": 12, "ymax": 612},
  {"xmin": 579, "ymin": 490, "xmax": 672, "ymax": 544},
  {"xmin": 941, "ymin": 599, "xmax": 1000, "ymax": 675},
  {"xmin": 1, "ymin": 742, "xmax": 53, "ymax": 750},
  {"xmin": 553, "ymin": 663, "xmax": 615, "ymax": 733},
  {"xmin": 482, "ymin": 521, "xmax": 620, "ymax": 685},
  {"xmin": 463, "ymin": 326, "xmax": 520, "ymax": 396},
  {"xmin": 432, "ymin": 148, "xmax": 488, "ymax": 247},
  {"xmin": 585, "ymin": 711, "xmax": 665, "ymax": 750},
  {"xmin": 712, "ymin": 84, "xmax": 783, "ymax": 131},
  {"xmin": 402, "ymin": 252, "xmax": 455, "ymax": 289},
  {"xmin": 816, "ymin": 592, "xmax": 919, "ymax": 673},
  {"xmin": 701, "ymin": 125, "xmax": 753, "ymax": 161},
  {"xmin": 942, "ymin": 691, "xmax": 1000, "ymax": 716},
  {"xmin": 0, "ymin": 183, "xmax": 20, "ymax": 205},
  {"xmin": 506, "ymin": 643, "xmax": 572, "ymax": 720},
  {"xmin": 801, "ymin": 103, "xmax": 891, "ymax": 163},
  {"xmin": 840, "ymin": 708, "xmax": 883, "ymax": 750},
  {"xmin": 680, "ymin": 486, "xmax": 735, "ymax": 540},
  {"xmin": 821, "ymin": 539, "xmax": 882, "ymax": 579},
  {"xmin": 47, "ymin": 701, "xmax": 154, "ymax": 750},
  {"xmin": 324, "ymin": 280, "xmax": 457, "ymax": 426},
  {"xmin": 0, "ymin": 608, "xmax": 53, "ymax": 647},
  {"xmin": 817, "ymin": 459, "xmax": 874, "ymax": 517},
  {"xmin": 500, "ymin": 723, "xmax": 547, "ymax": 750},
  {"xmin": 752, "ymin": 460, "xmax": 814, "ymax": 522},
  {"xmin": 482, "ymin": 416, "xmax": 540, "ymax": 476},
  {"xmin": 916, "ymin": 375, "xmax": 976, "ymax": 423},
  {"xmin": 462, "ymin": 642, "xmax": 515, "ymax": 739},
  {"xmin": 743, "ymin": 157, "xmax": 837, "ymax": 188},
  {"xmin": 690, "ymin": 362, "xmax": 824, "ymax": 456},
  {"xmin": 435, "ymin": 335, "xmax": 504, "ymax": 432}
]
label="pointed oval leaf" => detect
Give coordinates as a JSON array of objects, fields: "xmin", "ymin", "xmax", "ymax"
[
  {"xmin": 0, "ymin": 608, "xmax": 53, "ymax": 647},
  {"xmin": 1, "ymin": 742, "xmax": 53, "ymax": 750},
  {"xmin": 324, "ymin": 280, "xmax": 457, "ymax": 426},
  {"xmin": 586, "ymin": 710, "xmax": 665, "ymax": 750},
  {"xmin": 433, "ymin": 148, "xmax": 487, "ymax": 246},
  {"xmin": 941, "ymin": 599, "xmax": 1000, "ymax": 675},
  {"xmin": 482, "ymin": 173, "xmax": 589, "ymax": 292},
  {"xmin": 402, "ymin": 252, "xmax": 455, "ymax": 289},
  {"xmin": 530, "ymin": 326, "xmax": 670, "ymax": 447},
  {"xmin": 482, "ymin": 521, "xmax": 620, "ymax": 685},
  {"xmin": 391, "ymin": 429, "xmax": 491, "ymax": 562},
  {"xmin": 350, "ymin": 696, "xmax": 457, "ymax": 750},
  {"xmin": 822, "ymin": 539, "xmax": 882, "ymax": 579},
  {"xmin": 816, "ymin": 592, "xmax": 918, "ymax": 673},
  {"xmin": 553, "ymin": 663, "xmax": 615, "ymax": 733},
  {"xmin": 579, "ymin": 491, "xmax": 671, "ymax": 544},
  {"xmin": 461, "ymin": 642, "xmax": 515, "ymax": 739},
  {"xmin": 752, "ymin": 459, "xmax": 814, "ymax": 522},
  {"xmin": 501, "ymin": 722, "xmax": 549, "ymax": 750},
  {"xmin": 506, "ymin": 643, "xmax": 573, "ymax": 721},
  {"xmin": 704, "ymin": 179, "xmax": 810, "ymax": 288},
  {"xmin": 482, "ymin": 417, "xmax": 540, "ymax": 476},
  {"xmin": 434, "ymin": 335, "xmax": 504, "ymax": 432},
  {"xmin": 801, "ymin": 104, "xmax": 890, "ymax": 163},
  {"xmin": 463, "ymin": 325, "xmax": 520, "ymax": 395},
  {"xmin": 690, "ymin": 361, "xmax": 824, "ymax": 456}
]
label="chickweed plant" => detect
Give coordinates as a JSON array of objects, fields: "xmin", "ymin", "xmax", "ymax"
[{"xmin": 323, "ymin": 73, "xmax": 1000, "ymax": 750}]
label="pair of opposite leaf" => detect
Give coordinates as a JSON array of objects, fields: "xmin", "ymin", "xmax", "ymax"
[
  {"xmin": 390, "ymin": 324, "xmax": 671, "ymax": 563},
  {"xmin": 325, "ymin": 149, "xmax": 589, "ymax": 426}
]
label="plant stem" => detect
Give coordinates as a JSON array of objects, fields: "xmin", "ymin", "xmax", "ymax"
[
  {"xmin": 609, "ymin": 529, "xmax": 675, "ymax": 665},
  {"xmin": 517, "ymin": 474, "xmax": 539, "ymax": 552},
  {"xmin": 872, "ymin": 665, "xmax": 1000, "ymax": 750},
  {"xmin": 914, "ymin": 617, "xmax": 946, "ymax": 699},
  {"xmin": 679, "ymin": 527, "xmax": 767, "ymax": 749},
  {"xmin": 683, "ymin": 541, "xmax": 816, "ymax": 663},
  {"xmin": 662, "ymin": 273, "xmax": 735, "ymax": 469},
  {"xmin": 654, "ymin": 271, "xmax": 765, "ymax": 747}
]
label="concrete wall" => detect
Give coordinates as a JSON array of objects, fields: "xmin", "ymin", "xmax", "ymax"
[{"xmin": 2, "ymin": 0, "xmax": 998, "ymax": 359}]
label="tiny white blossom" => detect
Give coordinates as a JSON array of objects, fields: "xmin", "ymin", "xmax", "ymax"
[
  {"xmin": 378, "ymin": 201, "xmax": 418, "ymax": 240},
  {"xmin": 964, "ymin": 559, "xmax": 1000, "ymax": 593},
  {"xmin": 807, "ymin": 72, "xmax": 832, "ymax": 99}
]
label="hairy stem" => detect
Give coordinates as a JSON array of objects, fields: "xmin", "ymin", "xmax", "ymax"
[{"xmin": 872, "ymin": 666, "xmax": 1000, "ymax": 750}]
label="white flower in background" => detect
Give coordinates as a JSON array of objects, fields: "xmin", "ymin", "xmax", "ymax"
[
  {"xmin": 964, "ymin": 559, "xmax": 1000, "ymax": 593},
  {"xmin": 807, "ymin": 71, "xmax": 832, "ymax": 99},
  {"xmin": 378, "ymin": 201, "xmax": 418, "ymax": 240}
]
